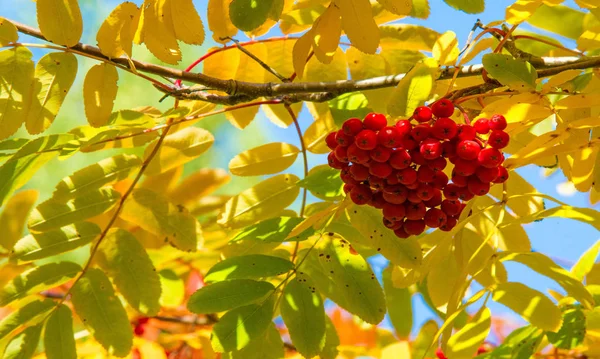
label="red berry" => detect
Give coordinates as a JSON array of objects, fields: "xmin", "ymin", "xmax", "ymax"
[
  {"xmin": 364, "ymin": 113, "xmax": 387, "ymax": 131},
  {"xmin": 342, "ymin": 118, "xmax": 364, "ymax": 135},
  {"xmin": 441, "ymin": 140, "xmax": 457, "ymax": 158},
  {"xmin": 440, "ymin": 216, "xmax": 457, "ymax": 231},
  {"xmin": 424, "ymin": 208, "xmax": 447, "ymax": 228},
  {"xmin": 417, "ymin": 166, "xmax": 436, "ymax": 183},
  {"xmin": 413, "ymin": 106, "xmax": 433, "ymax": 123},
  {"xmin": 454, "ymin": 158, "xmax": 478, "ymax": 176},
  {"xmin": 383, "ymin": 202, "xmax": 406, "ymax": 222},
  {"xmin": 383, "ymin": 185, "xmax": 408, "ymax": 204},
  {"xmin": 457, "ymin": 187, "xmax": 475, "ymax": 201},
  {"xmin": 383, "ymin": 217, "xmax": 403, "ymax": 230},
  {"xmin": 340, "ymin": 169, "xmax": 359, "ymax": 185},
  {"xmin": 386, "ymin": 172, "xmax": 401, "ymax": 185},
  {"xmin": 478, "ymin": 148, "xmax": 504, "ymax": 168},
  {"xmin": 476, "ymin": 166, "xmax": 499, "ymax": 183},
  {"xmin": 420, "ymin": 138, "xmax": 442, "ymax": 160},
  {"xmin": 401, "ymin": 136, "xmax": 418, "ymax": 150},
  {"xmin": 335, "ymin": 130, "xmax": 353, "ymax": 147},
  {"xmin": 405, "ymin": 202, "xmax": 426, "ymax": 220},
  {"xmin": 457, "ymin": 124, "xmax": 476, "ymax": 140},
  {"xmin": 493, "ymin": 166, "xmax": 509, "ymax": 183},
  {"xmin": 417, "ymin": 183, "xmax": 435, "ymax": 201},
  {"xmin": 389, "ymin": 150, "xmax": 411, "ymax": 170},
  {"xmin": 427, "ymin": 157, "xmax": 447, "ymax": 171},
  {"xmin": 489, "ymin": 114, "xmax": 507, "ymax": 130},
  {"xmin": 328, "ymin": 152, "xmax": 344, "ymax": 169},
  {"xmin": 405, "ymin": 181, "xmax": 419, "ymax": 190},
  {"xmin": 377, "ymin": 126, "xmax": 402, "ymax": 148},
  {"xmin": 432, "ymin": 171, "xmax": 449, "ymax": 189},
  {"xmin": 334, "ymin": 145, "xmax": 349, "ymax": 162},
  {"xmin": 407, "ymin": 190, "xmax": 423, "ymax": 204},
  {"xmin": 473, "ymin": 118, "xmax": 490, "ymax": 134},
  {"xmin": 355, "ymin": 130, "xmax": 378, "ymax": 150},
  {"xmin": 343, "ymin": 183, "xmax": 354, "ymax": 193},
  {"xmin": 431, "ymin": 99, "xmax": 455, "ymax": 118},
  {"xmin": 325, "ymin": 132, "xmax": 338, "ymax": 150},
  {"xmin": 369, "ymin": 175, "xmax": 386, "ymax": 190},
  {"xmin": 488, "ymin": 130, "xmax": 510, "ymax": 149},
  {"xmin": 349, "ymin": 164, "xmax": 370, "ymax": 181},
  {"xmin": 451, "ymin": 172, "xmax": 469, "ymax": 187},
  {"xmin": 394, "ymin": 227, "xmax": 410, "ymax": 238},
  {"xmin": 347, "ymin": 144, "xmax": 370, "ymax": 163},
  {"xmin": 410, "ymin": 149, "xmax": 427, "ymax": 165},
  {"xmin": 423, "ymin": 189, "xmax": 442, "ymax": 207},
  {"xmin": 370, "ymin": 145, "xmax": 392, "ymax": 162},
  {"xmin": 441, "ymin": 199, "xmax": 461, "ymax": 216},
  {"xmin": 468, "ymin": 176, "xmax": 490, "ymax": 196},
  {"xmin": 404, "ymin": 219, "xmax": 426, "ymax": 235},
  {"xmin": 349, "ymin": 184, "xmax": 372, "ymax": 205},
  {"xmin": 369, "ymin": 162, "xmax": 393, "ymax": 178},
  {"xmin": 134, "ymin": 325, "xmax": 145, "ymax": 336},
  {"xmin": 137, "ymin": 317, "xmax": 150, "ymax": 325},
  {"xmin": 370, "ymin": 191, "xmax": 386, "ymax": 209},
  {"xmin": 443, "ymin": 183, "xmax": 461, "ymax": 200},
  {"xmin": 456, "ymin": 140, "xmax": 481, "ymax": 160},
  {"xmin": 397, "ymin": 167, "xmax": 418, "ymax": 185},
  {"xmin": 411, "ymin": 124, "xmax": 431, "ymax": 142},
  {"xmin": 432, "ymin": 117, "xmax": 458, "ymax": 140},
  {"xmin": 395, "ymin": 120, "xmax": 412, "ymax": 137}
]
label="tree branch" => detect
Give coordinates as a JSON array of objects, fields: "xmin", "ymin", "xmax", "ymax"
[{"xmin": 11, "ymin": 19, "xmax": 600, "ymax": 104}]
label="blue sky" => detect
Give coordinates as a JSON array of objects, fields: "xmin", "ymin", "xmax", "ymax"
[{"xmin": 2, "ymin": 0, "xmax": 599, "ymax": 343}]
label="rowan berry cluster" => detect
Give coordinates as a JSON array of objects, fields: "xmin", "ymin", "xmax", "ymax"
[{"xmin": 326, "ymin": 99, "xmax": 510, "ymax": 238}]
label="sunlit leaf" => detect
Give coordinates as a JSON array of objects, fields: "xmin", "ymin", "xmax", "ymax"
[
  {"xmin": 158, "ymin": 269, "xmax": 184, "ymax": 307},
  {"xmin": 336, "ymin": 0, "xmax": 380, "ymax": 54},
  {"xmin": 137, "ymin": 0, "xmax": 181, "ymax": 64},
  {"xmin": 188, "ymin": 279, "xmax": 274, "ymax": 314},
  {"xmin": 231, "ymin": 216, "xmax": 314, "ymax": 243},
  {"xmin": 506, "ymin": 0, "xmax": 543, "ymax": 24},
  {"xmin": 527, "ymin": 4, "xmax": 585, "ymax": 39},
  {"xmin": 83, "ymin": 63, "xmax": 118, "ymax": 128},
  {"xmin": 170, "ymin": 168, "xmax": 230, "ymax": 205},
  {"xmin": 411, "ymin": 320, "xmax": 439, "ymax": 359},
  {"xmin": 427, "ymin": 249, "xmax": 459, "ymax": 308},
  {"xmin": 36, "ymin": 0, "xmax": 82, "ymax": 47},
  {"xmin": 379, "ymin": 24, "xmax": 439, "ymax": 51},
  {"xmin": 96, "ymin": 229, "xmax": 162, "ymax": 316},
  {"xmin": 3, "ymin": 323, "xmax": 42, "ymax": 359},
  {"xmin": 0, "ymin": 261, "xmax": 81, "ymax": 307},
  {"xmin": 229, "ymin": 142, "xmax": 299, "ymax": 177},
  {"xmin": 0, "ymin": 17, "xmax": 18, "ymax": 46},
  {"xmin": 0, "ymin": 189, "xmax": 38, "ymax": 252},
  {"xmin": 383, "ymin": 265, "xmax": 412, "ymax": 339},
  {"xmin": 547, "ymin": 306, "xmax": 586, "ymax": 349},
  {"xmin": 433, "ymin": 31, "xmax": 460, "ymax": 65},
  {"xmin": 44, "ymin": 305, "xmax": 77, "ymax": 359},
  {"xmin": 297, "ymin": 165, "xmax": 344, "ymax": 201},
  {"xmin": 207, "ymin": 0, "xmax": 238, "ymax": 43},
  {"xmin": 312, "ymin": 5, "xmax": 342, "ymax": 63},
  {"xmin": 482, "ymin": 54, "xmax": 537, "ymax": 91},
  {"xmin": 387, "ymin": 58, "xmax": 439, "ymax": 117},
  {"xmin": 328, "ymin": 92, "xmax": 372, "ymax": 128},
  {"xmin": 446, "ymin": 308, "xmax": 491, "ymax": 359},
  {"xmin": 96, "ymin": 2, "xmax": 140, "ymax": 58},
  {"xmin": 304, "ymin": 102, "xmax": 338, "ymax": 154},
  {"xmin": 0, "ymin": 299, "xmax": 54, "ymax": 340},
  {"xmin": 71, "ymin": 268, "xmax": 133, "ymax": 358},
  {"xmin": 170, "ymin": 0, "xmax": 205, "ymax": 45},
  {"xmin": 0, "ymin": 47, "xmax": 34, "ymax": 140},
  {"xmin": 205, "ymin": 254, "xmax": 294, "ymax": 283},
  {"xmin": 572, "ymin": 239, "xmax": 600, "ymax": 281}
]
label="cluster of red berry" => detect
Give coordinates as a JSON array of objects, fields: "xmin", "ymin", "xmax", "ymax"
[{"xmin": 326, "ymin": 99, "xmax": 509, "ymax": 238}]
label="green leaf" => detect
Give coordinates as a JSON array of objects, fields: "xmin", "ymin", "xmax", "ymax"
[
  {"xmin": 409, "ymin": 0, "xmax": 430, "ymax": 19},
  {"xmin": 211, "ymin": 299, "xmax": 274, "ymax": 352},
  {"xmin": 44, "ymin": 305, "xmax": 77, "ymax": 359},
  {"xmin": 527, "ymin": 4, "xmax": 585, "ymax": 40},
  {"xmin": 0, "ymin": 262, "xmax": 81, "ymax": 307},
  {"xmin": 297, "ymin": 165, "xmax": 344, "ymax": 201},
  {"xmin": 3, "ymin": 323, "xmax": 43, "ymax": 359},
  {"xmin": 24, "ymin": 52, "xmax": 77, "ymax": 135},
  {"xmin": 387, "ymin": 58, "xmax": 438, "ymax": 117},
  {"xmin": 28, "ymin": 188, "xmax": 120, "ymax": 232},
  {"xmin": 446, "ymin": 308, "xmax": 491, "ymax": 359},
  {"xmin": 547, "ymin": 306, "xmax": 585, "ymax": 349},
  {"xmin": 479, "ymin": 326, "xmax": 544, "ymax": 359},
  {"xmin": 11, "ymin": 222, "xmax": 100, "ymax": 262},
  {"xmin": 572, "ymin": 240, "xmax": 600, "ymax": 281},
  {"xmin": 0, "ymin": 47, "xmax": 34, "ymax": 141},
  {"xmin": 498, "ymin": 252, "xmax": 594, "ymax": 309},
  {"xmin": 158, "ymin": 269, "xmax": 184, "ymax": 308},
  {"xmin": 492, "ymin": 281, "xmax": 562, "ymax": 331},
  {"xmin": 188, "ymin": 279, "xmax": 274, "ymax": 314},
  {"xmin": 281, "ymin": 279, "xmax": 326, "ymax": 358},
  {"xmin": 229, "ymin": 0, "xmax": 275, "ymax": 31},
  {"xmin": 346, "ymin": 205, "xmax": 422, "ymax": 268},
  {"xmin": 230, "ymin": 217, "xmax": 314, "ymax": 243},
  {"xmin": 383, "ymin": 265, "xmax": 412, "ymax": 339},
  {"xmin": 298, "ymin": 237, "xmax": 386, "ymax": 324},
  {"xmin": 222, "ymin": 323, "xmax": 284, "ymax": 359},
  {"xmin": 0, "ymin": 189, "xmax": 38, "ymax": 252},
  {"xmin": 229, "ymin": 142, "xmax": 300, "ymax": 177},
  {"xmin": 482, "ymin": 54, "xmax": 537, "ymax": 91},
  {"xmin": 320, "ymin": 317, "xmax": 340, "ymax": 359},
  {"xmin": 443, "ymin": 0, "xmax": 484, "ymax": 14},
  {"xmin": 0, "ymin": 299, "xmax": 54, "ymax": 340},
  {"xmin": 0, "ymin": 134, "xmax": 74, "ymax": 207},
  {"xmin": 52, "ymin": 154, "xmax": 141, "ymax": 201},
  {"xmin": 205, "ymin": 254, "xmax": 294, "ymax": 283},
  {"xmin": 96, "ymin": 229, "xmax": 161, "ymax": 316},
  {"xmin": 411, "ymin": 320, "xmax": 439, "ymax": 359},
  {"xmin": 120, "ymin": 188, "xmax": 200, "ymax": 252},
  {"xmin": 328, "ymin": 93, "xmax": 372, "ymax": 128},
  {"xmin": 70, "ymin": 268, "xmax": 133, "ymax": 358}
]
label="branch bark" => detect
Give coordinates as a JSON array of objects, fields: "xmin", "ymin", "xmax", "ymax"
[{"xmin": 11, "ymin": 20, "xmax": 600, "ymax": 104}]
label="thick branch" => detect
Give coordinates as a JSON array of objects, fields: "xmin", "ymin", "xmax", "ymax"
[{"xmin": 11, "ymin": 20, "xmax": 600, "ymax": 104}]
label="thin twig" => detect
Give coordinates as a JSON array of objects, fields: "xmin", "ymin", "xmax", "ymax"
[{"xmin": 222, "ymin": 36, "xmax": 289, "ymax": 82}]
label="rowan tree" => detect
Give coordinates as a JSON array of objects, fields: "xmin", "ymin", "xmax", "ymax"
[{"xmin": 0, "ymin": 0, "xmax": 600, "ymax": 358}]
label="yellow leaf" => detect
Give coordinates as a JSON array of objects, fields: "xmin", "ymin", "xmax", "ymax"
[
  {"xmin": 203, "ymin": 47, "xmax": 241, "ymax": 80},
  {"xmin": 36, "ymin": 0, "xmax": 83, "ymax": 47},
  {"xmin": 492, "ymin": 281, "xmax": 562, "ymax": 331},
  {"xmin": 433, "ymin": 31, "xmax": 460, "ymax": 66},
  {"xmin": 503, "ymin": 130, "xmax": 569, "ymax": 169},
  {"xmin": 225, "ymin": 105, "xmax": 260, "ymax": 130},
  {"xmin": 541, "ymin": 69, "xmax": 583, "ymax": 93},
  {"xmin": 347, "ymin": 47, "xmax": 394, "ymax": 112},
  {"xmin": 477, "ymin": 99, "xmax": 552, "ymax": 126},
  {"xmin": 83, "ymin": 63, "xmax": 118, "ymax": 128},
  {"xmin": 387, "ymin": 58, "xmax": 439, "ymax": 117},
  {"xmin": 427, "ymin": 249, "xmax": 459, "ymax": 309},
  {"xmin": 263, "ymin": 39, "xmax": 296, "ymax": 82},
  {"xmin": 304, "ymin": 102, "xmax": 338, "ymax": 154},
  {"xmin": 305, "ymin": 47, "xmax": 347, "ymax": 82},
  {"xmin": 292, "ymin": 29, "xmax": 314, "ymax": 79},
  {"xmin": 207, "ymin": 0, "xmax": 238, "ymax": 43},
  {"xmin": 169, "ymin": 168, "xmax": 231, "ymax": 206},
  {"xmin": 96, "ymin": 2, "xmax": 140, "ymax": 59},
  {"xmin": 459, "ymin": 38, "xmax": 495, "ymax": 65},
  {"xmin": 335, "ymin": 0, "xmax": 380, "ymax": 54},
  {"xmin": 0, "ymin": 190, "xmax": 38, "ymax": 252},
  {"xmin": 555, "ymin": 94, "xmax": 600, "ymax": 109},
  {"xmin": 571, "ymin": 145, "xmax": 598, "ymax": 191},
  {"xmin": 279, "ymin": 4, "xmax": 326, "ymax": 34},
  {"xmin": 578, "ymin": 26, "xmax": 600, "ymax": 50},
  {"xmin": 506, "ymin": 0, "xmax": 543, "ymax": 24},
  {"xmin": 376, "ymin": 0, "xmax": 412, "ymax": 15},
  {"xmin": 25, "ymin": 52, "xmax": 77, "ymax": 135},
  {"xmin": 170, "ymin": 0, "xmax": 205, "ymax": 45},
  {"xmin": 447, "ymin": 308, "xmax": 491, "ymax": 359},
  {"xmin": 0, "ymin": 17, "xmax": 18, "ymax": 46},
  {"xmin": 218, "ymin": 174, "xmax": 300, "ymax": 229},
  {"xmin": 137, "ymin": 339, "xmax": 168, "ymax": 359},
  {"xmin": 379, "ymin": 24, "xmax": 440, "ymax": 51},
  {"xmin": 489, "ymin": 171, "xmax": 544, "ymax": 217},
  {"xmin": 229, "ymin": 142, "xmax": 300, "ymax": 177},
  {"xmin": 141, "ymin": 166, "xmax": 183, "ymax": 194},
  {"xmin": 262, "ymin": 102, "xmax": 302, "ymax": 128},
  {"xmin": 140, "ymin": 0, "xmax": 181, "ymax": 64},
  {"xmin": 382, "ymin": 341, "xmax": 411, "ymax": 359},
  {"xmin": 144, "ymin": 127, "xmax": 214, "ymax": 176},
  {"xmin": 575, "ymin": 0, "xmax": 600, "ymax": 7},
  {"xmin": 0, "ymin": 48, "xmax": 34, "ymax": 140},
  {"xmin": 312, "ymin": 5, "xmax": 342, "ymax": 63}
]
